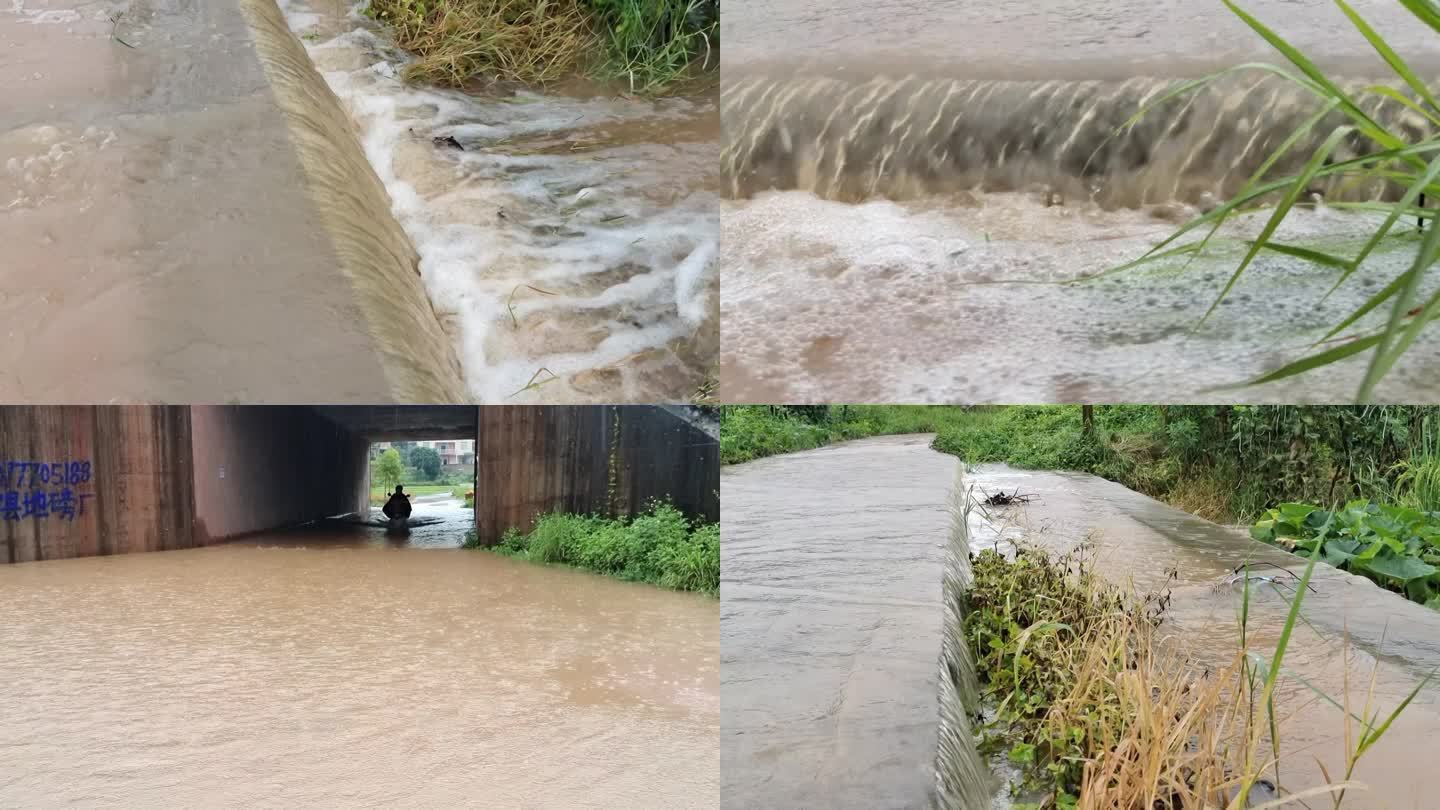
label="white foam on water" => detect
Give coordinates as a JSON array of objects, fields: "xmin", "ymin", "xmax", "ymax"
[
  {"xmin": 722, "ymin": 189, "xmax": 1440, "ymax": 403},
  {"xmin": 283, "ymin": 3, "xmax": 718, "ymax": 402},
  {"xmin": 4, "ymin": 1, "xmax": 81, "ymax": 24}
]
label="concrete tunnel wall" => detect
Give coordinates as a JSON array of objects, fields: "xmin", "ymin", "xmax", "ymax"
[
  {"xmin": 474, "ymin": 406, "xmax": 721, "ymax": 545},
  {"xmin": 0, "ymin": 406, "xmax": 720, "ymax": 562},
  {"xmin": 191, "ymin": 405, "xmax": 370, "ymax": 543},
  {"xmin": 0, "ymin": 406, "xmax": 195, "ymax": 564}
]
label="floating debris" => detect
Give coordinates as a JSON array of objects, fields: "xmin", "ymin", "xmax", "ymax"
[{"xmin": 981, "ymin": 489, "xmax": 1033, "ymax": 506}]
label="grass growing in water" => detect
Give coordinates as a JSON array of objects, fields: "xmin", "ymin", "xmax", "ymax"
[
  {"xmin": 463, "ymin": 502, "xmax": 719, "ymax": 594},
  {"xmin": 964, "ymin": 536, "xmax": 1429, "ymax": 808},
  {"xmin": 364, "ymin": 0, "xmax": 717, "ymax": 91},
  {"xmin": 1109, "ymin": 0, "xmax": 1440, "ymax": 399}
]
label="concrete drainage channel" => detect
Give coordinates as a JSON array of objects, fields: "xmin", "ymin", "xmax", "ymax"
[
  {"xmin": 1, "ymin": 0, "xmax": 464, "ymax": 402},
  {"xmin": 940, "ymin": 463, "xmax": 1440, "ymax": 809}
]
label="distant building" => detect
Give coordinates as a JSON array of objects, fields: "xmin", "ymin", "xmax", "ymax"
[{"xmin": 372, "ymin": 440, "xmax": 475, "ymax": 467}]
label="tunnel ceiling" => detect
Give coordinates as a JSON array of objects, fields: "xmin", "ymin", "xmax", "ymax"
[{"xmin": 308, "ymin": 406, "xmax": 477, "ymax": 441}]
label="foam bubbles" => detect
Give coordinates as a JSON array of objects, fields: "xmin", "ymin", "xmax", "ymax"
[
  {"xmin": 722, "ymin": 190, "xmax": 1440, "ymax": 402},
  {"xmin": 284, "ymin": 1, "xmax": 717, "ymax": 402}
]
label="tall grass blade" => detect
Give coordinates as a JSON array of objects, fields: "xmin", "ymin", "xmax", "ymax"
[
  {"xmin": 1325, "ymin": 151, "xmax": 1440, "ymax": 299},
  {"xmin": 1335, "ymin": 0, "xmax": 1440, "ymax": 115},
  {"xmin": 1357, "ymin": 219, "xmax": 1440, "ymax": 399},
  {"xmin": 1201, "ymin": 126, "xmax": 1355, "ymax": 322},
  {"xmin": 1398, "ymin": 0, "xmax": 1440, "ymax": 36}
]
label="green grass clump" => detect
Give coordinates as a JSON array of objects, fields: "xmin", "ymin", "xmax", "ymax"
[
  {"xmin": 587, "ymin": 0, "xmax": 716, "ymax": 92},
  {"xmin": 931, "ymin": 405, "xmax": 1440, "ymax": 523},
  {"xmin": 363, "ymin": 0, "xmax": 716, "ymax": 92},
  {"xmin": 466, "ymin": 502, "xmax": 718, "ymax": 594}
]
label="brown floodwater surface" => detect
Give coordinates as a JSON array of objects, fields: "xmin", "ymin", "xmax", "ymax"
[
  {"xmin": 0, "ymin": 509, "xmax": 718, "ymax": 808},
  {"xmin": 721, "ymin": 435, "xmax": 958, "ymax": 808}
]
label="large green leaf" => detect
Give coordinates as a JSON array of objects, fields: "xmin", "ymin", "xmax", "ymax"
[{"xmin": 1359, "ymin": 549, "xmax": 1438, "ymax": 582}]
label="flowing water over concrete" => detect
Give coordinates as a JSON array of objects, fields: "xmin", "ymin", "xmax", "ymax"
[
  {"xmin": 719, "ymin": 0, "xmax": 1440, "ymax": 403},
  {"xmin": 723, "ymin": 74, "xmax": 1433, "ymax": 206},
  {"xmin": 0, "ymin": 517, "xmax": 719, "ymax": 807},
  {"xmin": 0, "ymin": 0, "xmax": 465, "ymax": 402},
  {"xmin": 280, "ymin": 1, "xmax": 719, "ymax": 402},
  {"xmin": 965, "ymin": 463, "xmax": 1440, "ymax": 809},
  {"xmin": 721, "ymin": 435, "xmax": 957, "ymax": 808}
]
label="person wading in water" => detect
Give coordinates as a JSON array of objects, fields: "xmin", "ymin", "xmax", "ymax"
[{"xmin": 382, "ymin": 485, "xmax": 412, "ymax": 523}]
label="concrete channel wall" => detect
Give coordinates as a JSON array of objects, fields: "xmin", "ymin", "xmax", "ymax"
[
  {"xmin": 0, "ymin": 0, "xmax": 465, "ymax": 403},
  {"xmin": 474, "ymin": 406, "xmax": 720, "ymax": 544},
  {"xmin": 191, "ymin": 405, "xmax": 370, "ymax": 542},
  {"xmin": 0, "ymin": 406, "xmax": 195, "ymax": 564}
]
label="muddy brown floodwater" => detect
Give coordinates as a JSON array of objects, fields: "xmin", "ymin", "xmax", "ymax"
[
  {"xmin": 0, "ymin": 504, "xmax": 719, "ymax": 808},
  {"xmin": 721, "ymin": 435, "xmax": 958, "ymax": 808},
  {"xmin": 966, "ymin": 463, "xmax": 1440, "ymax": 809}
]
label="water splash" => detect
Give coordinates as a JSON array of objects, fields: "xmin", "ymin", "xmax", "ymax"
[
  {"xmin": 281, "ymin": 1, "xmax": 718, "ymax": 402},
  {"xmin": 723, "ymin": 73, "xmax": 1435, "ymax": 207}
]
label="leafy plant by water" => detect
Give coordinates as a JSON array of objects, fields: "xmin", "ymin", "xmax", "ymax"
[
  {"xmin": 1106, "ymin": 0, "xmax": 1440, "ymax": 399},
  {"xmin": 463, "ymin": 502, "xmax": 719, "ymax": 594},
  {"xmin": 1252, "ymin": 500, "xmax": 1440, "ymax": 607}
]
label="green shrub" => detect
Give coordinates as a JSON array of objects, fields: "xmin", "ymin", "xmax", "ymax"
[
  {"xmin": 1253, "ymin": 500, "xmax": 1440, "ymax": 608},
  {"xmin": 473, "ymin": 502, "xmax": 717, "ymax": 594}
]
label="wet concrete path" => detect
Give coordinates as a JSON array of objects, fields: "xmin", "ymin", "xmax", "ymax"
[{"xmin": 721, "ymin": 434, "xmax": 957, "ymax": 809}]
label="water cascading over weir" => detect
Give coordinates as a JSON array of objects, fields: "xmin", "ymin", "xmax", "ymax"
[
  {"xmin": 722, "ymin": 73, "xmax": 1437, "ymax": 207},
  {"xmin": 934, "ymin": 469, "xmax": 990, "ymax": 809}
]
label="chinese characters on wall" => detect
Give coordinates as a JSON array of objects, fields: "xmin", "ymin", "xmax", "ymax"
[{"xmin": 0, "ymin": 461, "xmax": 94, "ymax": 521}]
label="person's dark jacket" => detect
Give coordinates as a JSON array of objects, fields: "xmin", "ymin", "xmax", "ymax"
[{"xmin": 382, "ymin": 491, "xmax": 411, "ymax": 520}]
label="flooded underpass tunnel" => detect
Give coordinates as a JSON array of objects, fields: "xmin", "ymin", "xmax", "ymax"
[{"xmin": 0, "ymin": 405, "xmax": 720, "ymax": 807}]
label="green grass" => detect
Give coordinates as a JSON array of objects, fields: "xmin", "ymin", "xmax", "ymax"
[
  {"xmin": 719, "ymin": 405, "xmax": 991, "ymax": 465},
  {"xmin": 368, "ymin": 483, "xmax": 466, "ymax": 504},
  {"xmin": 1108, "ymin": 0, "xmax": 1440, "ymax": 399},
  {"xmin": 930, "ymin": 405, "xmax": 1440, "ymax": 523},
  {"xmin": 586, "ymin": 0, "xmax": 716, "ymax": 93},
  {"xmin": 363, "ymin": 0, "xmax": 716, "ymax": 92},
  {"xmin": 463, "ymin": 502, "xmax": 718, "ymax": 594}
]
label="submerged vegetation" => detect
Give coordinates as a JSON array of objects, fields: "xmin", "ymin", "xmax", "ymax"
[
  {"xmin": 1112, "ymin": 0, "xmax": 1440, "ymax": 398},
  {"xmin": 364, "ymin": 0, "xmax": 718, "ymax": 91},
  {"xmin": 964, "ymin": 539, "xmax": 1426, "ymax": 808},
  {"xmin": 463, "ymin": 502, "xmax": 719, "ymax": 594}
]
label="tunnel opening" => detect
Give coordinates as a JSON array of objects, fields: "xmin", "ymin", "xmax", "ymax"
[{"xmin": 1, "ymin": 405, "xmax": 718, "ymax": 564}]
